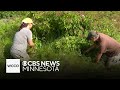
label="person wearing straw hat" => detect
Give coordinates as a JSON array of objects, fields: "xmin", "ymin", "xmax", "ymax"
[
  {"xmin": 85, "ymin": 31, "xmax": 120, "ymax": 69},
  {"xmin": 10, "ymin": 18, "xmax": 35, "ymax": 61}
]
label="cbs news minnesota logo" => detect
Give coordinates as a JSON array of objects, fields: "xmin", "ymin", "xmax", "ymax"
[
  {"xmin": 6, "ymin": 59, "xmax": 20, "ymax": 73},
  {"xmin": 6, "ymin": 59, "xmax": 60, "ymax": 73}
]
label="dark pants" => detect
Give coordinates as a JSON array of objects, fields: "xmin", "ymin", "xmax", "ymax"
[{"xmin": 104, "ymin": 53, "xmax": 120, "ymax": 68}]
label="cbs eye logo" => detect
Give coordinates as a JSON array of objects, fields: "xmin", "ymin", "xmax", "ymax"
[{"xmin": 6, "ymin": 59, "xmax": 20, "ymax": 73}]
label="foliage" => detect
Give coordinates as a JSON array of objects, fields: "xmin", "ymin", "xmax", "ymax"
[{"xmin": 1, "ymin": 11, "xmax": 120, "ymax": 77}]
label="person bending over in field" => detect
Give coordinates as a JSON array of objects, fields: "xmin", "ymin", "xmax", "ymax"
[
  {"xmin": 10, "ymin": 18, "xmax": 35, "ymax": 61},
  {"xmin": 85, "ymin": 31, "xmax": 120, "ymax": 68}
]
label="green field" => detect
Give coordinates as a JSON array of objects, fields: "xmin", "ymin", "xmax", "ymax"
[{"xmin": 1, "ymin": 11, "xmax": 120, "ymax": 79}]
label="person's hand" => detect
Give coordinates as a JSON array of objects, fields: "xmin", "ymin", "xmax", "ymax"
[
  {"xmin": 94, "ymin": 60, "xmax": 99, "ymax": 64},
  {"xmin": 84, "ymin": 50, "xmax": 89, "ymax": 54}
]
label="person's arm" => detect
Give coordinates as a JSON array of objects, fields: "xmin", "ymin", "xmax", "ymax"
[
  {"xmin": 95, "ymin": 53, "xmax": 103, "ymax": 63},
  {"xmin": 95, "ymin": 43, "xmax": 106, "ymax": 63},
  {"xmin": 27, "ymin": 30, "xmax": 35, "ymax": 47},
  {"xmin": 28, "ymin": 39, "xmax": 35, "ymax": 47},
  {"xmin": 85, "ymin": 44, "xmax": 97, "ymax": 53}
]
